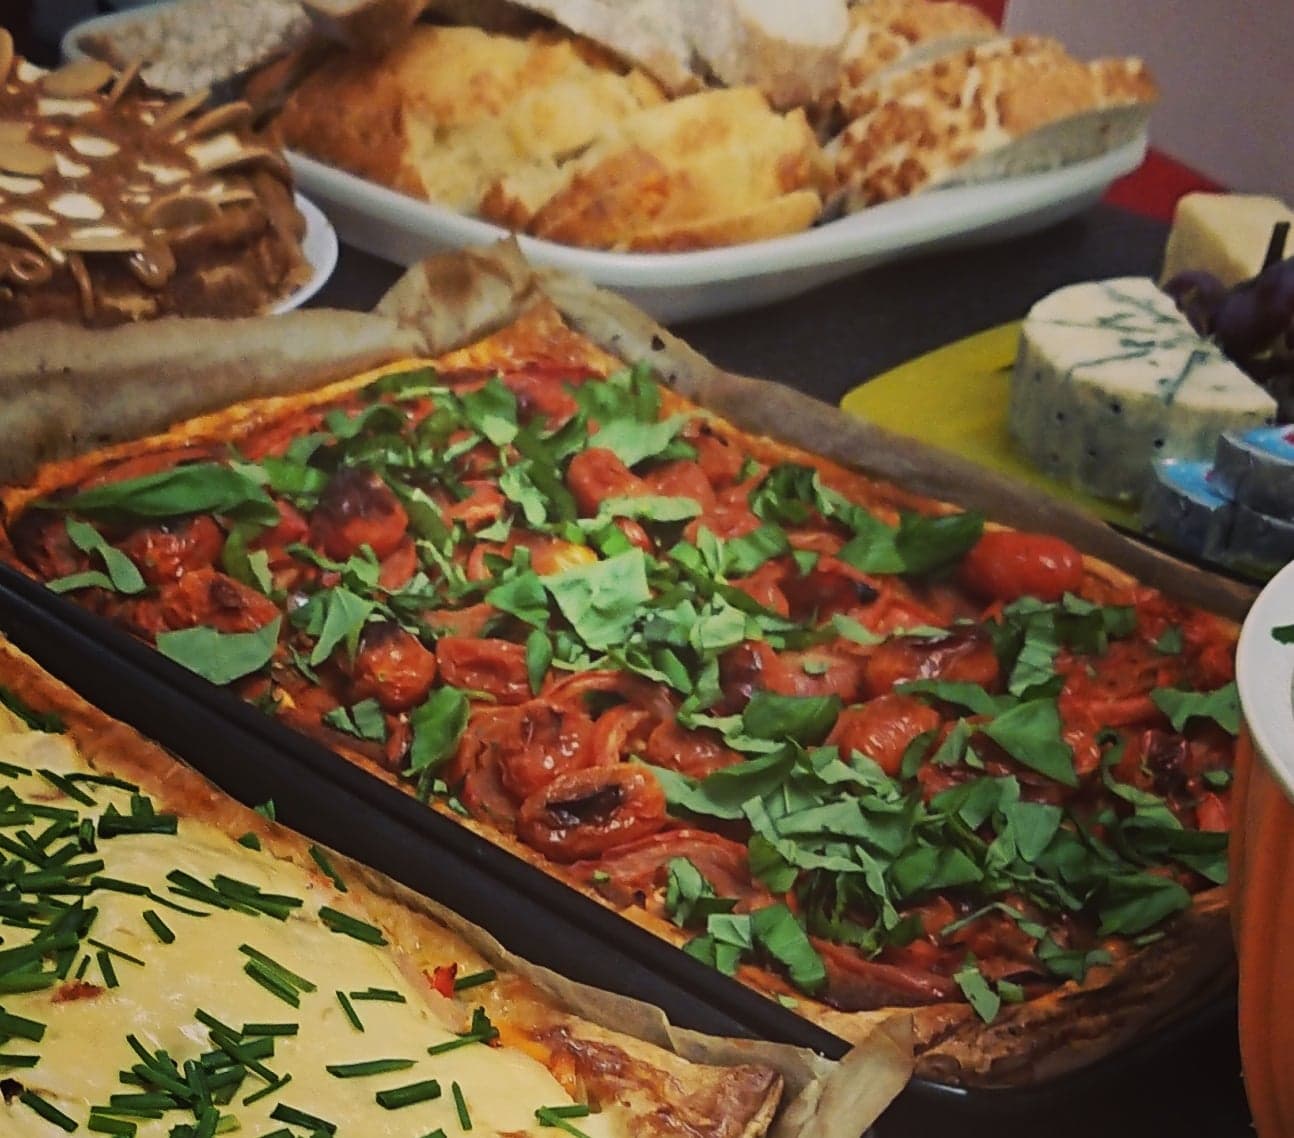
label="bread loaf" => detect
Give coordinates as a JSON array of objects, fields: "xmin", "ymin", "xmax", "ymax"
[{"xmin": 829, "ymin": 36, "xmax": 1157, "ymax": 209}]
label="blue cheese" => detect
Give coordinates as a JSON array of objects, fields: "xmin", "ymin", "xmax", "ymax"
[{"xmin": 1009, "ymin": 277, "xmax": 1276, "ymax": 502}]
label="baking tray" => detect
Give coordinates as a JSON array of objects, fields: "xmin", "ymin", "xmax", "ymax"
[{"xmin": 0, "ymin": 566, "xmax": 1250, "ymax": 1135}]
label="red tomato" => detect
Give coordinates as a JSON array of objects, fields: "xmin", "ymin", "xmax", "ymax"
[
  {"xmin": 958, "ymin": 530, "xmax": 1085, "ymax": 604},
  {"xmin": 158, "ymin": 569, "xmax": 280, "ymax": 633},
  {"xmin": 516, "ymin": 765, "xmax": 667, "ymax": 862},
  {"xmin": 250, "ymin": 500, "xmax": 309, "ymax": 568},
  {"xmin": 643, "ymin": 460, "xmax": 716, "ymax": 510},
  {"xmin": 643, "ymin": 719, "xmax": 743, "ymax": 779},
  {"xmin": 827, "ymin": 694, "xmax": 942, "ymax": 776},
  {"xmin": 309, "ymin": 468, "xmax": 409, "ymax": 561},
  {"xmin": 861, "ymin": 630, "xmax": 1000, "ymax": 699},
  {"xmin": 442, "ymin": 481, "xmax": 505, "ymax": 531},
  {"xmin": 683, "ymin": 421, "xmax": 745, "ymax": 489},
  {"xmin": 1196, "ymin": 791, "xmax": 1229, "ymax": 832},
  {"xmin": 566, "ymin": 448, "xmax": 646, "ymax": 515},
  {"xmin": 436, "ymin": 636, "xmax": 530, "ymax": 704},
  {"xmin": 117, "ymin": 516, "xmax": 225, "ymax": 586},
  {"xmin": 349, "ymin": 622, "xmax": 438, "ymax": 712},
  {"xmin": 462, "ymin": 700, "xmax": 596, "ymax": 801}
]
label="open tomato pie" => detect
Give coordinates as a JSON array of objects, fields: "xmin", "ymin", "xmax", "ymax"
[{"xmin": 0, "ymin": 290, "xmax": 1239, "ymax": 1086}]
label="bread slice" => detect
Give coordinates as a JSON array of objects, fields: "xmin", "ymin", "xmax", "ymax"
[
  {"xmin": 274, "ymin": 24, "xmax": 664, "ymax": 212},
  {"xmin": 479, "ymin": 87, "xmax": 824, "ymax": 251},
  {"xmin": 828, "ymin": 35, "xmax": 1157, "ymax": 210},
  {"xmin": 682, "ymin": 0, "xmax": 850, "ymax": 109},
  {"xmin": 836, "ymin": 0, "xmax": 997, "ymax": 118}
]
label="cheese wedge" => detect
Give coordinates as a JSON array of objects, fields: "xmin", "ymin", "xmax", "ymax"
[
  {"xmin": 1161, "ymin": 192, "xmax": 1294, "ymax": 289},
  {"xmin": 1009, "ymin": 277, "xmax": 1276, "ymax": 502}
]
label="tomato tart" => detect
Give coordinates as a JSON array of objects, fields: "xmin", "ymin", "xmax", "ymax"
[{"xmin": 0, "ymin": 245, "xmax": 1242, "ymax": 1087}]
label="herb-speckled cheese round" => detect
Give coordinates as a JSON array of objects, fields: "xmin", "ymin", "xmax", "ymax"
[{"xmin": 1009, "ymin": 277, "xmax": 1277, "ymax": 502}]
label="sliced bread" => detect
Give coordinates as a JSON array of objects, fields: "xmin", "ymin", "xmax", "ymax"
[{"xmin": 829, "ymin": 36, "xmax": 1157, "ymax": 209}]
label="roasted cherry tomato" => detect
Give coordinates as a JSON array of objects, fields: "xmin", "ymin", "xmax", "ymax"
[
  {"xmin": 465, "ymin": 700, "xmax": 597, "ymax": 801},
  {"xmin": 565, "ymin": 447, "xmax": 646, "ymax": 515},
  {"xmin": 643, "ymin": 460, "xmax": 716, "ymax": 510},
  {"xmin": 436, "ymin": 636, "xmax": 531, "ymax": 704},
  {"xmin": 159, "ymin": 568, "xmax": 279, "ymax": 633},
  {"xmin": 958, "ymin": 530, "xmax": 1085, "ymax": 604},
  {"xmin": 827, "ymin": 694, "xmax": 942, "ymax": 776},
  {"xmin": 861, "ymin": 629, "xmax": 1000, "ymax": 699},
  {"xmin": 348, "ymin": 622, "xmax": 438, "ymax": 712},
  {"xmin": 310, "ymin": 467, "xmax": 408, "ymax": 561},
  {"xmin": 117, "ymin": 516, "xmax": 224, "ymax": 586},
  {"xmin": 517, "ymin": 765, "xmax": 667, "ymax": 862}
]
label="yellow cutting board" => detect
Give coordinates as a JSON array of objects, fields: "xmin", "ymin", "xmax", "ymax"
[{"xmin": 839, "ymin": 323, "xmax": 1141, "ymax": 531}]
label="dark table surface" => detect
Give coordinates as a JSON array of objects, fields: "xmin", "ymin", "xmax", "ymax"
[{"xmin": 313, "ymin": 206, "xmax": 1255, "ymax": 1138}]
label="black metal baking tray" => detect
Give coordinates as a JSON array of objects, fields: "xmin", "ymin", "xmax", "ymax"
[{"xmin": 0, "ymin": 566, "xmax": 1252, "ymax": 1135}]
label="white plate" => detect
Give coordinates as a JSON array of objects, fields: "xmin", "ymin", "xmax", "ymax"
[
  {"xmin": 290, "ymin": 134, "xmax": 1148, "ymax": 323},
  {"xmin": 274, "ymin": 193, "xmax": 339, "ymax": 314},
  {"xmin": 1237, "ymin": 558, "xmax": 1294, "ymax": 801}
]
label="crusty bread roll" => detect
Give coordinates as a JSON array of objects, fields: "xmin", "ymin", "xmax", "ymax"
[
  {"xmin": 836, "ymin": 0, "xmax": 997, "ymax": 117},
  {"xmin": 829, "ymin": 35, "xmax": 1157, "ymax": 209},
  {"xmin": 480, "ymin": 87, "xmax": 824, "ymax": 251}
]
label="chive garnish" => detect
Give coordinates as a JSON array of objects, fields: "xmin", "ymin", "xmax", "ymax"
[
  {"xmin": 241, "ymin": 1022, "xmax": 298, "ymax": 1037},
  {"xmin": 336, "ymin": 990, "xmax": 363, "ymax": 1031},
  {"xmin": 244, "ymin": 960, "xmax": 301, "ymax": 1007},
  {"xmin": 452, "ymin": 969, "xmax": 495, "ymax": 992},
  {"xmin": 427, "ymin": 1008, "xmax": 498, "ymax": 1055},
  {"xmin": 73, "ymin": 954, "xmax": 91, "ymax": 980},
  {"xmin": 38, "ymin": 769, "xmax": 95, "ymax": 805},
  {"xmin": 451, "ymin": 1081, "xmax": 472, "ymax": 1130},
  {"xmin": 20, "ymin": 1089, "xmax": 77, "ymax": 1131},
  {"xmin": 97, "ymin": 949, "xmax": 119, "ymax": 988},
  {"xmin": 535, "ymin": 1105, "xmax": 594, "ymax": 1137},
  {"xmin": 241, "ymin": 1073, "xmax": 291, "ymax": 1107},
  {"xmin": 88, "ymin": 938, "xmax": 145, "ymax": 966},
  {"xmin": 375, "ymin": 1078, "xmax": 442, "ymax": 1110},
  {"xmin": 142, "ymin": 910, "xmax": 175, "ymax": 944},
  {"xmin": 349, "ymin": 988, "xmax": 405, "ymax": 1003},
  {"xmin": 326, "ymin": 1058, "xmax": 415, "ymax": 1078},
  {"xmin": 318, "ymin": 906, "xmax": 386, "ymax": 945},
  {"xmin": 309, "ymin": 845, "xmax": 347, "ymax": 892},
  {"xmin": 88, "ymin": 1112, "xmax": 138, "ymax": 1136},
  {"xmin": 269, "ymin": 1103, "xmax": 336, "ymax": 1134},
  {"xmin": 237, "ymin": 832, "xmax": 262, "ymax": 850},
  {"xmin": 421, "ymin": 1131, "xmax": 447, "ymax": 1138},
  {"xmin": 0, "ymin": 1052, "xmax": 39, "ymax": 1068},
  {"xmin": 0, "ymin": 1008, "xmax": 46, "ymax": 1041},
  {"xmin": 239, "ymin": 945, "xmax": 315, "ymax": 993}
]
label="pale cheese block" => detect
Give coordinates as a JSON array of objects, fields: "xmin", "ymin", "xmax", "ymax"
[
  {"xmin": 1161, "ymin": 192, "xmax": 1294, "ymax": 289},
  {"xmin": 1009, "ymin": 277, "xmax": 1277, "ymax": 502},
  {"xmin": 0, "ymin": 705, "xmax": 623, "ymax": 1138}
]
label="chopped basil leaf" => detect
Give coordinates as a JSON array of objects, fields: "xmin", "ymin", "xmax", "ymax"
[
  {"xmin": 525, "ymin": 628, "xmax": 553, "ymax": 695},
  {"xmin": 954, "ymin": 960, "xmax": 1001, "ymax": 1023},
  {"xmin": 542, "ymin": 550, "xmax": 651, "ymax": 650},
  {"xmin": 664, "ymin": 858, "xmax": 736, "ymax": 928},
  {"xmin": 53, "ymin": 520, "xmax": 146, "ymax": 595},
  {"xmin": 982, "ymin": 699, "xmax": 1077, "ymax": 788},
  {"xmin": 1150, "ymin": 683, "xmax": 1241, "ymax": 736},
  {"xmin": 323, "ymin": 699, "xmax": 388, "ymax": 744},
  {"xmin": 1154, "ymin": 625, "xmax": 1184, "ymax": 655},
  {"xmin": 406, "ymin": 687, "xmax": 470, "ymax": 797},
  {"xmin": 51, "ymin": 463, "xmax": 278, "ymax": 524},
  {"xmin": 740, "ymin": 692, "xmax": 841, "ymax": 745},
  {"xmin": 308, "ymin": 588, "xmax": 376, "ymax": 666},
  {"xmin": 1273, "ymin": 623, "xmax": 1294, "ymax": 644},
  {"xmin": 156, "ymin": 618, "xmax": 281, "ymax": 686},
  {"xmin": 749, "ymin": 903, "xmax": 826, "ymax": 994}
]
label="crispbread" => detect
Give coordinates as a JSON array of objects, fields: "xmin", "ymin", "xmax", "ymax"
[
  {"xmin": 835, "ymin": 0, "xmax": 997, "ymax": 117},
  {"xmin": 829, "ymin": 35, "xmax": 1157, "ymax": 209},
  {"xmin": 479, "ymin": 87, "xmax": 824, "ymax": 251}
]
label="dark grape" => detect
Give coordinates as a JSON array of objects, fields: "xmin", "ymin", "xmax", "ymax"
[
  {"xmin": 1213, "ymin": 258, "xmax": 1294, "ymax": 358},
  {"xmin": 1164, "ymin": 268, "xmax": 1225, "ymax": 335}
]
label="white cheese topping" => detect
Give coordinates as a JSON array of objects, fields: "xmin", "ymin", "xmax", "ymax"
[{"xmin": 0, "ymin": 707, "xmax": 622, "ymax": 1137}]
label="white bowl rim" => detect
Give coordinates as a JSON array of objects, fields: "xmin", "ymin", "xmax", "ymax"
[{"xmin": 1237, "ymin": 557, "xmax": 1294, "ymax": 801}]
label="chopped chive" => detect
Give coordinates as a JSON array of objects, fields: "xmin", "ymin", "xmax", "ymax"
[
  {"xmin": 107, "ymin": 1092, "xmax": 173, "ymax": 1112},
  {"xmin": 0, "ymin": 1008, "xmax": 46, "ymax": 1042},
  {"xmin": 535, "ymin": 1105, "xmax": 594, "ymax": 1137},
  {"xmin": 66, "ymin": 771, "xmax": 137, "ymax": 792},
  {"xmin": 237, "ymin": 832, "xmax": 262, "ymax": 850},
  {"xmin": 269, "ymin": 1103, "xmax": 335, "ymax": 1134},
  {"xmin": 375, "ymin": 1079, "xmax": 442, "ymax": 1110},
  {"xmin": 19, "ymin": 1089, "xmax": 78, "ymax": 1132},
  {"xmin": 318, "ymin": 906, "xmax": 386, "ymax": 945},
  {"xmin": 326, "ymin": 1058, "xmax": 415, "ymax": 1078},
  {"xmin": 142, "ymin": 910, "xmax": 174, "ymax": 945},
  {"xmin": 335, "ymin": 990, "xmax": 363, "ymax": 1032},
  {"xmin": 88, "ymin": 1113, "xmax": 138, "ymax": 1136},
  {"xmin": 244, "ymin": 961, "xmax": 300, "ymax": 1007},
  {"xmin": 254, "ymin": 800, "xmax": 276, "ymax": 821},
  {"xmin": 97, "ymin": 950, "xmax": 119, "ymax": 988},
  {"xmin": 253, "ymin": 1130, "xmax": 293, "ymax": 1138},
  {"xmin": 452, "ymin": 969, "xmax": 495, "ymax": 992},
  {"xmin": 241, "ymin": 1073, "xmax": 291, "ymax": 1107},
  {"xmin": 241, "ymin": 1022, "xmax": 298, "ymax": 1037},
  {"xmin": 145, "ymin": 889, "xmax": 209, "ymax": 918},
  {"xmin": 238, "ymin": 945, "xmax": 315, "ymax": 993},
  {"xmin": 309, "ymin": 845, "xmax": 347, "ymax": 892},
  {"xmin": 421, "ymin": 1131, "xmax": 447, "ymax": 1138},
  {"xmin": 349, "ymin": 988, "xmax": 405, "ymax": 1003},
  {"xmin": 451, "ymin": 1081, "xmax": 471, "ymax": 1130},
  {"xmin": 88, "ymin": 938, "xmax": 145, "ymax": 966},
  {"xmin": 38, "ymin": 769, "xmax": 95, "ymax": 805},
  {"xmin": 74, "ymin": 954, "xmax": 91, "ymax": 981},
  {"xmin": 90, "ymin": 876, "xmax": 150, "ymax": 897},
  {"xmin": 0, "ymin": 1052, "xmax": 39, "ymax": 1068}
]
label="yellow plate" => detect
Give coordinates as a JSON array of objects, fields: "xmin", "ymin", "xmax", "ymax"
[{"xmin": 839, "ymin": 323, "xmax": 1141, "ymax": 531}]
